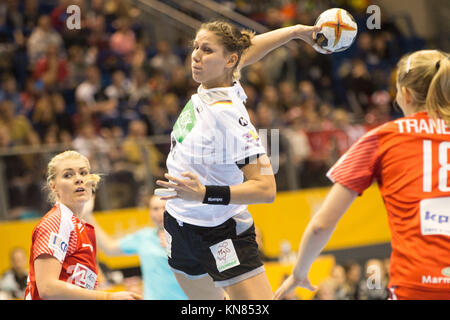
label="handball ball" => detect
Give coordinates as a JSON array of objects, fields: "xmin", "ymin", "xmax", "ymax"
[{"xmin": 313, "ymin": 8, "xmax": 358, "ymax": 53}]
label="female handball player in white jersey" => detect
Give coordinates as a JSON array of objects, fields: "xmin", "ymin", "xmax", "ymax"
[{"xmin": 156, "ymin": 20, "xmax": 327, "ymax": 300}]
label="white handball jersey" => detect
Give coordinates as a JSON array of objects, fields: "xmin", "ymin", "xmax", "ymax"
[{"xmin": 165, "ymin": 81, "xmax": 266, "ymax": 226}]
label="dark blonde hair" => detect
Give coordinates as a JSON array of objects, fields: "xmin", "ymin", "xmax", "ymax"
[
  {"xmin": 198, "ymin": 20, "xmax": 254, "ymax": 79},
  {"xmin": 396, "ymin": 50, "xmax": 450, "ymax": 123}
]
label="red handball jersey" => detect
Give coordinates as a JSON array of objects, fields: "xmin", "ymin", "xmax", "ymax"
[
  {"xmin": 24, "ymin": 203, "xmax": 98, "ymax": 300},
  {"xmin": 327, "ymin": 112, "xmax": 450, "ymax": 291}
]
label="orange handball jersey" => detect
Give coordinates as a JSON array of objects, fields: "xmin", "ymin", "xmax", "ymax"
[
  {"xmin": 327, "ymin": 112, "xmax": 450, "ymax": 291},
  {"xmin": 25, "ymin": 203, "xmax": 98, "ymax": 300}
]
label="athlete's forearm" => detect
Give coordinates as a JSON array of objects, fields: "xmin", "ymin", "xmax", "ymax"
[
  {"xmin": 229, "ymin": 177, "xmax": 276, "ymax": 204},
  {"xmin": 38, "ymin": 278, "xmax": 110, "ymax": 300},
  {"xmin": 240, "ymin": 25, "xmax": 298, "ymax": 68},
  {"xmin": 291, "ymin": 183, "xmax": 357, "ymax": 278},
  {"xmin": 291, "ymin": 219, "xmax": 337, "ymax": 280}
]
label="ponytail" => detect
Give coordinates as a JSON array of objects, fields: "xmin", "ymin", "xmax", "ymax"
[{"xmin": 426, "ymin": 57, "xmax": 450, "ymax": 124}]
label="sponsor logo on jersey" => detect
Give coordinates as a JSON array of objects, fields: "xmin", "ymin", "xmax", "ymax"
[
  {"xmin": 420, "ymin": 197, "xmax": 450, "ymax": 236},
  {"xmin": 209, "ymin": 239, "xmax": 240, "ymax": 272},
  {"xmin": 422, "ymin": 274, "xmax": 450, "ymax": 285},
  {"xmin": 442, "ymin": 267, "xmax": 450, "ymax": 277},
  {"xmin": 238, "ymin": 117, "xmax": 248, "ymax": 126},
  {"xmin": 48, "ymin": 232, "xmax": 68, "ymax": 260},
  {"xmin": 67, "ymin": 263, "xmax": 97, "ymax": 290}
]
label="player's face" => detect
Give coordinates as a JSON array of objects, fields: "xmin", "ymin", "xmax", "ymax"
[
  {"xmin": 51, "ymin": 158, "xmax": 93, "ymax": 211},
  {"xmin": 149, "ymin": 196, "xmax": 166, "ymax": 229},
  {"xmin": 191, "ymin": 29, "xmax": 237, "ymax": 88}
]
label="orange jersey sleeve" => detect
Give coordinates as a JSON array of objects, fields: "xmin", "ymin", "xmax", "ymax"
[{"xmin": 327, "ymin": 112, "xmax": 450, "ymax": 291}]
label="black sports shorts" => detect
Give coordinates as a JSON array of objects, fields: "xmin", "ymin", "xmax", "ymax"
[{"xmin": 163, "ymin": 210, "xmax": 265, "ymax": 287}]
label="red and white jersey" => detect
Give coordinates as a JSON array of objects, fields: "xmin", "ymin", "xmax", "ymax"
[
  {"xmin": 25, "ymin": 203, "xmax": 98, "ymax": 300},
  {"xmin": 328, "ymin": 112, "xmax": 450, "ymax": 291}
]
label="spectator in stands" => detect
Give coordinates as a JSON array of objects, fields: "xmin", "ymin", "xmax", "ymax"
[
  {"xmin": 27, "ymin": 14, "xmax": 64, "ymax": 67},
  {"xmin": 105, "ymin": 69, "xmax": 131, "ymax": 102},
  {"xmin": 278, "ymin": 80, "xmax": 299, "ymax": 112},
  {"xmin": 109, "ymin": 17, "xmax": 136, "ymax": 64},
  {"xmin": 84, "ymin": 195, "xmax": 187, "ymax": 300},
  {"xmin": 75, "ymin": 65, "xmax": 104, "ymax": 105},
  {"xmin": 342, "ymin": 59, "xmax": 375, "ymax": 115},
  {"xmin": 343, "ymin": 261, "xmax": 362, "ymax": 300},
  {"xmin": 66, "ymin": 45, "xmax": 89, "ymax": 89},
  {"xmin": 75, "ymin": 65, "xmax": 119, "ymax": 124},
  {"xmin": 329, "ymin": 264, "xmax": 348, "ymax": 300},
  {"xmin": 86, "ymin": 13, "xmax": 110, "ymax": 54},
  {"xmin": 313, "ymin": 278, "xmax": 336, "ymax": 300},
  {"xmin": 0, "ymin": 100, "xmax": 35, "ymax": 146},
  {"xmin": 150, "ymin": 40, "xmax": 182, "ymax": 79},
  {"xmin": 32, "ymin": 89, "xmax": 71, "ymax": 140},
  {"xmin": 128, "ymin": 68, "xmax": 152, "ymax": 106},
  {"xmin": 166, "ymin": 65, "xmax": 191, "ymax": 104},
  {"xmin": 0, "ymin": 247, "xmax": 28, "ymax": 299},
  {"xmin": 33, "ymin": 43, "xmax": 68, "ymax": 89},
  {"xmin": 22, "ymin": 0, "xmax": 41, "ymax": 33},
  {"xmin": 72, "ymin": 122, "xmax": 110, "ymax": 172},
  {"xmin": 331, "ymin": 108, "xmax": 366, "ymax": 153},
  {"xmin": 121, "ymin": 119, "xmax": 164, "ymax": 183},
  {"xmin": 72, "ymin": 100, "xmax": 101, "ymax": 134},
  {"xmin": 358, "ymin": 259, "xmax": 389, "ymax": 300},
  {"xmin": 141, "ymin": 100, "xmax": 173, "ymax": 136},
  {"xmin": 0, "ymin": 73, "xmax": 22, "ymax": 115},
  {"xmin": 19, "ymin": 76, "xmax": 38, "ymax": 117},
  {"xmin": 282, "ymin": 107, "xmax": 311, "ymax": 187}
]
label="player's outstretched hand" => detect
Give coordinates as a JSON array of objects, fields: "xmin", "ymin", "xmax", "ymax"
[
  {"xmin": 273, "ymin": 274, "xmax": 317, "ymax": 300},
  {"xmin": 156, "ymin": 172, "xmax": 206, "ymax": 202}
]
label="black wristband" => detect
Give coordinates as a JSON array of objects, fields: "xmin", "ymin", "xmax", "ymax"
[{"xmin": 202, "ymin": 185, "xmax": 231, "ymax": 205}]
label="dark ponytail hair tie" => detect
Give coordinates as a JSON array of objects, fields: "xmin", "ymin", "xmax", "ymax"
[{"xmin": 436, "ymin": 60, "xmax": 441, "ymax": 71}]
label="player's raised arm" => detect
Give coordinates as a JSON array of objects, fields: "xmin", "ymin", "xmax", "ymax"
[{"xmin": 239, "ymin": 24, "xmax": 328, "ymax": 70}]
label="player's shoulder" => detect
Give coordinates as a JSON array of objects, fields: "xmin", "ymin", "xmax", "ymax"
[
  {"xmin": 197, "ymin": 90, "xmax": 235, "ymax": 108},
  {"xmin": 364, "ymin": 117, "xmax": 407, "ymax": 137},
  {"xmin": 36, "ymin": 204, "xmax": 75, "ymax": 233},
  {"xmin": 33, "ymin": 205, "xmax": 62, "ymax": 235},
  {"xmin": 197, "ymin": 81, "xmax": 245, "ymax": 109}
]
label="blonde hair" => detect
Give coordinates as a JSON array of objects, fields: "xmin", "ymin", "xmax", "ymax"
[
  {"xmin": 46, "ymin": 150, "xmax": 101, "ymax": 203},
  {"xmin": 198, "ymin": 20, "xmax": 255, "ymax": 80},
  {"xmin": 396, "ymin": 49, "xmax": 450, "ymax": 123}
]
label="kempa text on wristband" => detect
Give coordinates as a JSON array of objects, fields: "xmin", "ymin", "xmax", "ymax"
[{"xmin": 202, "ymin": 185, "xmax": 231, "ymax": 205}]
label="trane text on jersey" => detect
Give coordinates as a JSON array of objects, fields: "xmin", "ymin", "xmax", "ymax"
[{"xmin": 394, "ymin": 118, "xmax": 450, "ymax": 134}]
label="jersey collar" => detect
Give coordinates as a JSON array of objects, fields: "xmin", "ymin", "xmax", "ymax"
[
  {"xmin": 197, "ymin": 81, "xmax": 247, "ymax": 103},
  {"xmin": 57, "ymin": 202, "xmax": 75, "ymax": 219}
]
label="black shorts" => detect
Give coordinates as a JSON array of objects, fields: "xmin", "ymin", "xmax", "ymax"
[{"xmin": 163, "ymin": 210, "xmax": 265, "ymax": 287}]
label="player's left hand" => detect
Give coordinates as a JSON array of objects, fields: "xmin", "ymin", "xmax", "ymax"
[
  {"xmin": 156, "ymin": 172, "xmax": 206, "ymax": 202},
  {"xmin": 273, "ymin": 274, "xmax": 317, "ymax": 300}
]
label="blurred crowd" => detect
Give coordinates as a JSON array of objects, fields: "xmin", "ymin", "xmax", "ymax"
[{"xmin": 0, "ymin": 0, "xmax": 426, "ymax": 219}]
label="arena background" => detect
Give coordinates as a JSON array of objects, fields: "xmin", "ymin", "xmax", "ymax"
[{"xmin": 0, "ymin": 0, "xmax": 448, "ymax": 300}]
